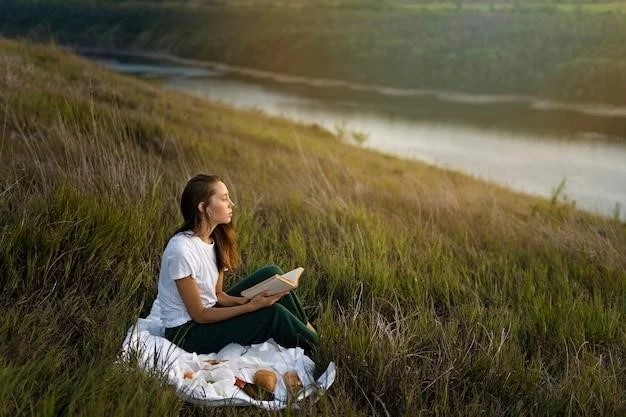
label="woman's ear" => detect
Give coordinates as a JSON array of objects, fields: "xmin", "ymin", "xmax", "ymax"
[{"xmin": 198, "ymin": 202, "xmax": 212, "ymax": 218}]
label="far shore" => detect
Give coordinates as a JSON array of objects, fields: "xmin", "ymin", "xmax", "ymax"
[{"xmin": 74, "ymin": 45, "xmax": 626, "ymax": 120}]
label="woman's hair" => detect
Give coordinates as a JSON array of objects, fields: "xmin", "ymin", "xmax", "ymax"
[{"xmin": 172, "ymin": 174, "xmax": 240, "ymax": 271}]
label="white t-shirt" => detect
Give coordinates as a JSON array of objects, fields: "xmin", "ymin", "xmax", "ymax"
[{"xmin": 156, "ymin": 232, "xmax": 219, "ymax": 328}]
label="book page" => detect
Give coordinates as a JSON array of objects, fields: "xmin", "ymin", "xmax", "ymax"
[
  {"xmin": 241, "ymin": 267, "xmax": 304, "ymax": 298},
  {"xmin": 278, "ymin": 267, "xmax": 304, "ymax": 286}
]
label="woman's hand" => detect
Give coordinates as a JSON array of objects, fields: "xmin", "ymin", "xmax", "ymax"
[{"xmin": 247, "ymin": 291, "xmax": 289, "ymax": 311}]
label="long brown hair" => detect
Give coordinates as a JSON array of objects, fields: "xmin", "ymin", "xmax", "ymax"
[{"xmin": 172, "ymin": 174, "xmax": 240, "ymax": 271}]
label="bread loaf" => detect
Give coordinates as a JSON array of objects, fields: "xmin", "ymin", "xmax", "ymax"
[
  {"xmin": 253, "ymin": 369, "xmax": 277, "ymax": 393},
  {"xmin": 283, "ymin": 370, "xmax": 302, "ymax": 393}
]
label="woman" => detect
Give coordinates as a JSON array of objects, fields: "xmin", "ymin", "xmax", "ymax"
[{"xmin": 156, "ymin": 174, "xmax": 318, "ymax": 354}]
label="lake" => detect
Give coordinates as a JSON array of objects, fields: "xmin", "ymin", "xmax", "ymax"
[{"xmin": 87, "ymin": 52, "xmax": 626, "ymax": 221}]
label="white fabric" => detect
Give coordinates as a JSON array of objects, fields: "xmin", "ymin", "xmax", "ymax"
[
  {"xmin": 157, "ymin": 232, "xmax": 219, "ymax": 328},
  {"xmin": 120, "ymin": 299, "xmax": 336, "ymax": 410}
]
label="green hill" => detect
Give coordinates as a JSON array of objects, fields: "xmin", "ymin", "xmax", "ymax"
[{"xmin": 1, "ymin": 38, "xmax": 625, "ymax": 417}]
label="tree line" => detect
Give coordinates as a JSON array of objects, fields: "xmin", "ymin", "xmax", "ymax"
[{"xmin": 1, "ymin": 0, "xmax": 625, "ymax": 105}]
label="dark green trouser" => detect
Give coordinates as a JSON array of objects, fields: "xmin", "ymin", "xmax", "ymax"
[{"xmin": 164, "ymin": 265, "xmax": 319, "ymax": 354}]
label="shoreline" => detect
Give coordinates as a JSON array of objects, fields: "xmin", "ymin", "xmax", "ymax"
[{"xmin": 72, "ymin": 46, "xmax": 626, "ymax": 120}]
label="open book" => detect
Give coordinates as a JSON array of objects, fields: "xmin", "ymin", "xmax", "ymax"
[{"xmin": 241, "ymin": 267, "xmax": 304, "ymax": 299}]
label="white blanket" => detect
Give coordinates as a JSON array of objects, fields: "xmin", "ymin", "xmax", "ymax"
[{"xmin": 120, "ymin": 300, "xmax": 336, "ymax": 410}]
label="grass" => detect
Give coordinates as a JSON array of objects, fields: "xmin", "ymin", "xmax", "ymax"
[{"xmin": 1, "ymin": 37, "xmax": 625, "ymax": 416}]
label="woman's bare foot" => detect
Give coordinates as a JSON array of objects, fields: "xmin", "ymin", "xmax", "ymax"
[{"xmin": 306, "ymin": 322, "xmax": 317, "ymax": 334}]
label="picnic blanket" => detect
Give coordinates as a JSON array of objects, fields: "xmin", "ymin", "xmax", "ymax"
[{"xmin": 120, "ymin": 299, "xmax": 336, "ymax": 410}]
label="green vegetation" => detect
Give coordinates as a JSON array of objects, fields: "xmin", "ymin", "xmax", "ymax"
[
  {"xmin": 1, "ymin": 38, "xmax": 626, "ymax": 416},
  {"xmin": 1, "ymin": 1, "xmax": 626, "ymax": 105}
]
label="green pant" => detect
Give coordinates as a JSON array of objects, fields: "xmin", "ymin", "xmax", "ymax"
[{"xmin": 164, "ymin": 265, "xmax": 319, "ymax": 354}]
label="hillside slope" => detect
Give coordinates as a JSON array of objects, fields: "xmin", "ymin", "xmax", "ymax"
[{"xmin": 1, "ymin": 38, "xmax": 625, "ymax": 417}]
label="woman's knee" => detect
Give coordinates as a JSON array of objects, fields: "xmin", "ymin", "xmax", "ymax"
[{"xmin": 254, "ymin": 264, "xmax": 283, "ymax": 278}]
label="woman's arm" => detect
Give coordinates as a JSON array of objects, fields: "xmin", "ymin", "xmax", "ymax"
[
  {"xmin": 175, "ymin": 276, "xmax": 285, "ymax": 324},
  {"xmin": 214, "ymin": 270, "xmax": 248, "ymax": 307}
]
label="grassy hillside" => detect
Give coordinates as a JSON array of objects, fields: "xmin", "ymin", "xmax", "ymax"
[
  {"xmin": 2, "ymin": 1, "xmax": 626, "ymax": 106},
  {"xmin": 1, "ymin": 38, "xmax": 625, "ymax": 417}
]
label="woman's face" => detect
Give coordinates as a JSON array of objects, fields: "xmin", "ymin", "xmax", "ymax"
[{"xmin": 206, "ymin": 181, "xmax": 234, "ymax": 225}]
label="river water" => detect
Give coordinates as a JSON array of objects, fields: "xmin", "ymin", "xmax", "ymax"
[{"xmin": 91, "ymin": 53, "xmax": 626, "ymax": 221}]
